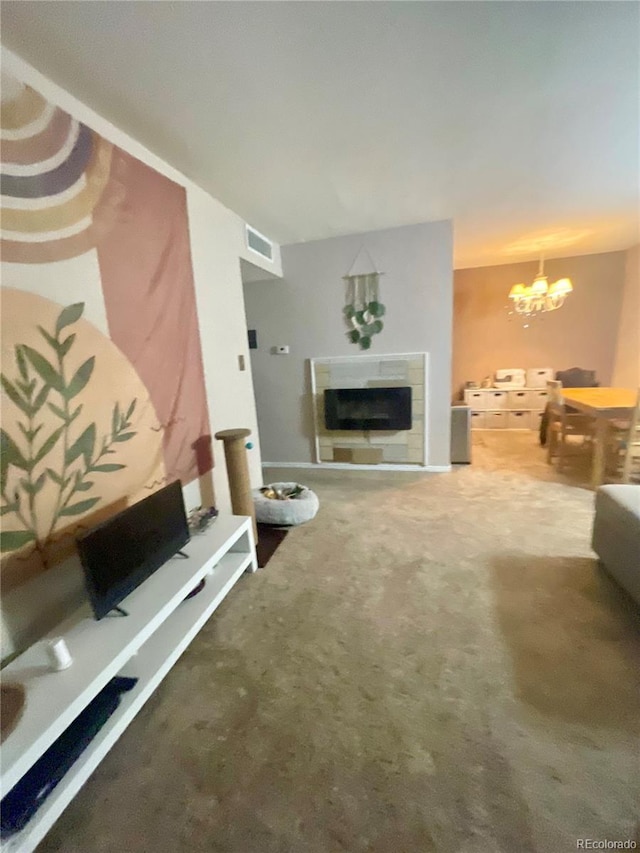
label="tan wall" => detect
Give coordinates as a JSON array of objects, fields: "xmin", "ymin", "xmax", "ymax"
[
  {"xmin": 612, "ymin": 244, "xmax": 640, "ymax": 389},
  {"xmin": 452, "ymin": 251, "xmax": 627, "ymax": 398}
]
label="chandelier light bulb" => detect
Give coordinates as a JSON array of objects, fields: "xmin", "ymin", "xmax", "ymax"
[
  {"xmin": 507, "ymin": 257, "xmax": 573, "ymax": 320},
  {"xmin": 551, "ymin": 277, "xmax": 573, "ymax": 295},
  {"xmin": 531, "ymin": 275, "xmax": 548, "ymax": 296}
]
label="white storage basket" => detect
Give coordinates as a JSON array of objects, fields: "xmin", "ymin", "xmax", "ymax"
[
  {"xmin": 485, "ymin": 410, "xmax": 508, "ymax": 428},
  {"xmin": 529, "ymin": 389, "xmax": 549, "ymax": 410},
  {"xmin": 507, "ymin": 389, "xmax": 529, "ymax": 409},
  {"xmin": 531, "ymin": 410, "xmax": 544, "ymax": 431},
  {"xmin": 464, "ymin": 389, "xmax": 488, "ymax": 410},
  {"xmin": 526, "ymin": 367, "xmax": 554, "ymax": 388},
  {"xmin": 507, "ymin": 411, "xmax": 531, "ymax": 429},
  {"xmin": 486, "ymin": 390, "xmax": 508, "ymax": 410}
]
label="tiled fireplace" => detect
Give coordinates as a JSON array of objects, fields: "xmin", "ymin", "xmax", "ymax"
[{"xmin": 310, "ymin": 352, "xmax": 428, "ymax": 466}]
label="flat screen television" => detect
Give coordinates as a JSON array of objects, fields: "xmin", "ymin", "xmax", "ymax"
[{"xmin": 76, "ymin": 480, "xmax": 190, "ymax": 620}]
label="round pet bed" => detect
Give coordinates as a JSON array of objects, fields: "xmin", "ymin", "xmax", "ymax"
[{"xmin": 253, "ymin": 482, "xmax": 319, "ymax": 526}]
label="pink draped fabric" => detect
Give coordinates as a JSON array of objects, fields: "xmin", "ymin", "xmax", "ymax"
[{"xmin": 96, "ymin": 148, "xmax": 211, "ymax": 484}]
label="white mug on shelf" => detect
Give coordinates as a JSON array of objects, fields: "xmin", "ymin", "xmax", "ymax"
[{"xmin": 45, "ymin": 637, "xmax": 73, "ymax": 671}]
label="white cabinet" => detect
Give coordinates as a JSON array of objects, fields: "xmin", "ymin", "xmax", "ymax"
[
  {"xmin": 0, "ymin": 515, "xmax": 256, "ymax": 853},
  {"xmin": 464, "ymin": 388, "xmax": 548, "ymax": 430}
]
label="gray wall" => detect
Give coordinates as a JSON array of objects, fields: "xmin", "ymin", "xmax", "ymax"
[
  {"xmin": 452, "ymin": 251, "xmax": 627, "ymax": 398},
  {"xmin": 244, "ymin": 220, "xmax": 453, "ymax": 467}
]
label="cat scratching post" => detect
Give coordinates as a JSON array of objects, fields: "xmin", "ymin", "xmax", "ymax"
[{"xmin": 214, "ymin": 428, "xmax": 257, "ymax": 540}]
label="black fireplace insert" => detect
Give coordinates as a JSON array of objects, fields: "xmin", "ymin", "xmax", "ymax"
[{"xmin": 324, "ymin": 387, "xmax": 412, "ymax": 431}]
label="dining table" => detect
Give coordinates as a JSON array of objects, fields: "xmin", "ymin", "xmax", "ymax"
[{"xmin": 561, "ymin": 387, "xmax": 637, "ymax": 488}]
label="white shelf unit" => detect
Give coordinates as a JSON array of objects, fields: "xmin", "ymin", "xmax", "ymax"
[
  {"xmin": 464, "ymin": 388, "xmax": 549, "ymax": 430},
  {"xmin": 0, "ymin": 514, "xmax": 257, "ymax": 853}
]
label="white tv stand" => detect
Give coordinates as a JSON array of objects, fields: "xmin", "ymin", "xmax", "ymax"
[{"xmin": 0, "ymin": 514, "xmax": 256, "ymax": 853}]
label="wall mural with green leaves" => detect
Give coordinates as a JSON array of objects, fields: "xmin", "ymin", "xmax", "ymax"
[
  {"xmin": 0, "ymin": 289, "xmax": 168, "ymax": 589},
  {"xmin": 1, "ymin": 303, "xmax": 137, "ymax": 559},
  {"xmin": 1, "ymin": 72, "xmax": 213, "ymax": 592}
]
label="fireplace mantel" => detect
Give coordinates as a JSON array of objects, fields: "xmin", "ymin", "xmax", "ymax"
[{"xmin": 310, "ymin": 352, "xmax": 428, "ymax": 467}]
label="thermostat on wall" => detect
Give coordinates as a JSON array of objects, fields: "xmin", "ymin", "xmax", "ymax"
[{"xmin": 274, "ymin": 345, "xmax": 290, "ymax": 355}]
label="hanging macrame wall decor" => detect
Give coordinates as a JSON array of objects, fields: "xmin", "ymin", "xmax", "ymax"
[{"xmin": 342, "ymin": 248, "xmax": 386, "ymax": 350}]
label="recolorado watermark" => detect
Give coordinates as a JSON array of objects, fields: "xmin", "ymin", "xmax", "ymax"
[{"xmin": 577, "ymin": 842, "xmax": 637, "ymax": 850}]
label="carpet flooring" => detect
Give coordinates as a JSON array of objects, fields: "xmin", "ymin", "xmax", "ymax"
[{"xmin": 38, "ymin": 433, "xmax": 639, "ymax": 853}]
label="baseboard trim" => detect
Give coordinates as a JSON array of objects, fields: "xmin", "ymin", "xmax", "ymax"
[{"xmin": 262, "ymin": 462, "xmax": 452, "ymax": 473}]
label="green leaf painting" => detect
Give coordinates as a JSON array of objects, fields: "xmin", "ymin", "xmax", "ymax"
[
  {"xmin": 18, "ymin": 423, "xmax": 43, "ymax": 443},
  {"xmin": 32, "ymin": 385, "xmax": 52, "ymax": 411},
  {"xmin": 33, "ymin": 427, "xmax": 64, "ymax": 465},
  {"xmin": 1, "ymin": 530, "xmax": 35, "ymax": 553},
  {"xmin": 114, "ymin": 432, "xmax": 136, "ymax": 443},
  {"xmin": 112, "ymin": 402, "xmax": 121, "ymax": 438},
  {"xmin": 65, "ymin": 424, "xmax": 96, "ymax": 467},
  {"xmin": 59, "ymin": 334, "xmax": 76, "ymax": 357},
  {"xmin": 16, "ymin": 379, "xmax": 37, "ymax": 399},
  {"xmin": 0, "ymin": 302, "xmax": 139, "ymax": 558},
  {"xmin": 47, "ymin": 402, "xmax": 67, "ymax": 420},
  {"xmin": 1, "ymin": 428, "xmax": 29, "ymax": 472},
  {"xmin": 59, "ymin": 497, "xmax": 101, "ymax": 517},
  {"xmin": 1, "ymin": 375, "xmax": 32, "ymax": 416},
  {"xmin": 46, "ymin": 468, "xmax": 64, "ymax": 486},
  {"xmin": 15, "ymin": 346, "xmax": 29, "ymax": 381},
  {"xmin": 64, "ymin": 357, "xmax": 95, "ymax": 400},
  {"xmin": 92, "ymin": 463, "xmax": 126, "ymax": 473},
  {"xmin": 55, "ymin": 303, "xmax": 85, "ymax": 335},
  {"xmin": 22, "ymin": 346, "xmax": 65, "ymax": 393},
  {"xmin": 38, "ymin": 325, "xmax": 61, "ymax": 352},
  {"xmin": 33, "ymin": 472, "xmax": 47, "ymax": 493}
]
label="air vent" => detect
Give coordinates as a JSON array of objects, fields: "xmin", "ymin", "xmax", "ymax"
[{"xmin": 246, "ymin": 225, "xmax": 273, "ymax": 261}]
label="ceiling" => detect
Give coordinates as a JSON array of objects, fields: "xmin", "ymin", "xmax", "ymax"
[{"xmin": 2, "ymin": 1, "xmax": 639, "ymax": 268}]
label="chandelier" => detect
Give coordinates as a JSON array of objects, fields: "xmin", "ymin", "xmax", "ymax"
[{"xmin": 508, "ymin": 257, "xmax": 573, "ymax": 318}]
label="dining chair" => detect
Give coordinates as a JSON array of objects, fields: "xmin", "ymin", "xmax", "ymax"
[
  {"xmin": 546, "ymin": 380, "xmax": 594, "ymax": 471},
  {"xmin": 555, "ymin": 367, "xmax": 599, "ymax": 389},
  {"xmin": 604, "ymin": 387, "xmax": 640, "ymax": 483}
]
